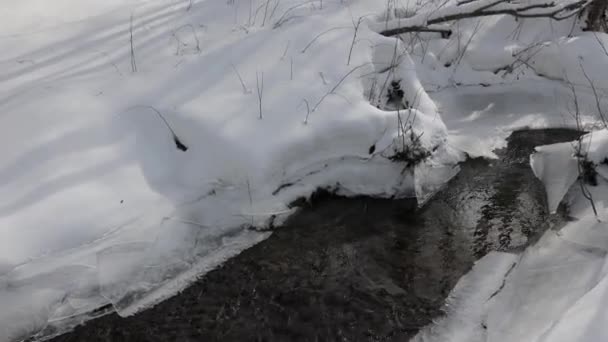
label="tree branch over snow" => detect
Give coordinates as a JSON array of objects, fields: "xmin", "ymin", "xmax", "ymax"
[{"xmin": 378, "ymin": 0, "xmax": 593, "ymax": 37}]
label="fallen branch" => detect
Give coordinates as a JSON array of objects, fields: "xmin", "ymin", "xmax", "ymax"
[{"xmin": 379, "ymin": 0, "xmax": 591, "ymax": 37}]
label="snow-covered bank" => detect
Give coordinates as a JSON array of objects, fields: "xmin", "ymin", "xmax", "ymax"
[
  {"xmin": 530, "ymin": 130, "xmax": 608, "ymax": 213},
  {"xmin": 1, "ymin": 0, "xmax": 455, "ymax": 340},
  {"xmin": 415, "ymin": 132, "xmax": 608, "ymax": 342},
  {"xmin": 381, "ymin": 0, "xmax": 608, "ymax": 341}
]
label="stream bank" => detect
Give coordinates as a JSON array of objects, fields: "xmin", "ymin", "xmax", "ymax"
[{"xmin": 47, "ymin": 129, "xmax": 581, "ymax": 342}]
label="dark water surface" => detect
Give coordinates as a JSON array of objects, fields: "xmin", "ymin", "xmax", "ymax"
[{"xmin": 48, "ymin": 129, "xmax": 581, "ymax": 342}]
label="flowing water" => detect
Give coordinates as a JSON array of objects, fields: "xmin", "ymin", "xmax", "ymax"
[{"xmin": 48, "ymin": 129, "xmax": 582, "ymax": 342}]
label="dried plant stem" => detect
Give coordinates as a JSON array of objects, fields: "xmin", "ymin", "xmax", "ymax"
[
  {"xmin": 256, "ymin": 71, "xmax": 265, "ymax": 119},
  {"xmin": 130, "ymin": 14, "xmax": 137, "ymax": 73}
]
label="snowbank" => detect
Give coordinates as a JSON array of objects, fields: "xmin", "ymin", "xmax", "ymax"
[
  {"xmin": 530, "ymin": 32, "xmax": 608, "ymax": 86},
  {"xmin": 416, "ymin": 131, "xmax": 608, "ymax": 342},
  {"xmin": 0, "ymin": 0, "xmax": 455, "ymax": 340},
  {"xmin": 381, "ymin": 1, "xmax": 608, "ymax": 341}
]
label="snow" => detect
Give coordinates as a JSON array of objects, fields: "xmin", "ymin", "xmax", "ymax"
[
  {"xmin": 0, "ymin": 0, "xmax": 455, "ymax": 340},
  {"xmin": 416, "ymin": 142, "xmax": 608, "ymax": 342},
  {"xmin": 584, "ymin": 129, "xmax": 608, "ymax": 180},
  {"xmin": 432, "ymin": 80, "xmax": 586, "ymax": 158},
  {"xmin": 531, "ymin": 129, "xmax": 608, "ymax": 213},
  {"xmin": 530, "ymin": 141, "xmax": 580, "ymax": 213},
  {"xmin": 530, "ymin": 32, "xmax": 608, "ymax": 85},
  {"xmin": 411, "ymin": 13, "xmax": 608, "ymax": 337},
  {"xmin": 413, "ymin": 252, "xmax": 520, "ymax": 342},
  {"xmin": 2, "ymin": 0, "xmax": 608, "ymax": 341},
  {"xmin": 393, "ymin": 0, "xmax": 608, "ymax": 341}
]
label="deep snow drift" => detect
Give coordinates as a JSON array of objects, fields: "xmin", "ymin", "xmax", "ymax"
[{"xmin": 1, "ymin": 0, "xmax": 608, "ymax": 341}]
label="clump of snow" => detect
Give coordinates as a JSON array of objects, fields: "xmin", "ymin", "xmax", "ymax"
[
  {"xmin": 531, "ymin": 129, "xmax": 608, "ymax": 213},
  {"xmin": 584, "ymin": 129, "xmax": 608, "ymax": 181},
  {"xmin": 530, "ymin": 141, "xmax": 580, "ymax": 213}
]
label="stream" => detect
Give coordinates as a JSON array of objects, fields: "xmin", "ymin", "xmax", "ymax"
[{"xmin": 48, "ymin": 129, "xmax": 582, "ymax": 342}]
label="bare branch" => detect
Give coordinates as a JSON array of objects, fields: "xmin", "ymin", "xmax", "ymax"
[{"xmin": 379, "ymin": 0, "xmax": 591, "ymax": 37}]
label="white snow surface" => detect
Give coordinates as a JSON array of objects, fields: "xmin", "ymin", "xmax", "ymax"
[
  {"xmin": 1, "ymin": 0, "xmax": 455, "ymax": 340},
  {"xmin": 2, "ymin": 0, "xmax": 608, "ymax": 341}
]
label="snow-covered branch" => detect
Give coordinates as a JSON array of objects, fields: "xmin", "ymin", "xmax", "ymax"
[{"xmin": 377, "ymin": 0, "xmax": 593, "ymax": 37}]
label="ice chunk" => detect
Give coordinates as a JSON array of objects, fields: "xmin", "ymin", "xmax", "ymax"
[{"xmin": 530, "ymin": 141, "xmax": 579, "ymax": 213}]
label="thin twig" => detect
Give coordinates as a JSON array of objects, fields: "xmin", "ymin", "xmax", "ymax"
[
  {"xmin": 122, "ymin": 105, "xmax": 188, "ymax": 151},
  {"xmin": 347, "ymin": 17, "xmax": 364, "ymax": 65},
  {"xmin": 246, "ymin": 178, "xmax": 254, "ymax": 227},
  {"xmin": 130, "ymin": 13, "xmax": 137, "ymax": 73},
  {"xmin": 312, "ymin": 63, "xmax": 370, "ymax": 112},
  {"xmin": 256, "ymin": 71, "xmax": 264, "ymax": 119},
  {"xmin": 262, "ymin": 0, "xmax": 272, "ymax": 26},
  {"xmin": 566, "ymin": 78, "xmax": 600, "ymax": 219},
  {"xmin": 273, "ymin": 1, "xmax": 316, "ymax": 28},
  {"xmin": 300, "ymin": 99, "xmax": 311, "ymax": 124},
  {"xmin": 172, "ymin": 24, "xmax": 201, "ymax": 55},
  {"xmin": 280, "ymin": 40, "xmax": 290, "ymax": 60},
  {"xmin": 231, "ymin": 64, "xmax": 251, "ymax": 94},
  {"xmin": 593, "ymin": 31, "xmax": 608, "ymax": 56},
  {"xmin": 301, "ymin": 27, "xmax": 351, "ymax": 53},
  {"xmin": 269, "ymin": 0, "xmax": 282, "ymax": 21},
  {"xmin": 579, "ymin": 61, "xmax": 608, "ymax": 128}
]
